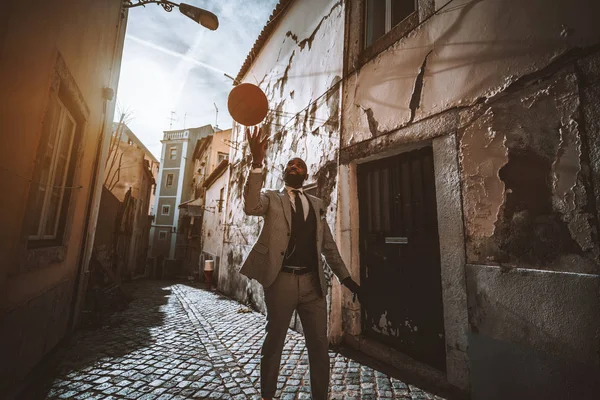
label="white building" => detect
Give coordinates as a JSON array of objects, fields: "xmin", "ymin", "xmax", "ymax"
[
  {"xmin": 218, "ymin": 0, "xmax": 600, "ymax": 398},
  {"xmin": 219, "ymin": 0, "xmax": 345, "ymax": 322},
  {"xmin": 201, "ymin": 159, "xmax": 230, "ymax": 280}
]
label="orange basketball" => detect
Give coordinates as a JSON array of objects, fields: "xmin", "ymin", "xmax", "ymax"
[{"xmin": 227, "ymin": 83, "xmax": 268, "ymax": 126}]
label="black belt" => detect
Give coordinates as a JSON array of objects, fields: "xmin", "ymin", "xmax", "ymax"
[{"xmin": 281, "ymin": 266, "xmax": 312, "ymax": 275}]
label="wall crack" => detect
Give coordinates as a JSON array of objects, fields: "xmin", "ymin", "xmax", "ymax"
[
  {"xmin": 295, "ymin": 0, "xmax": 342, "ymax": 51},
  {"xmin": 275, "ymin": 50, "xmax": 295, "ymax": 97},
  {"xmin": 285, "ymin": 31, "xmax": 298, "ymax": 43},
  {"xmin": 409, "ymin": 50, "xmax": 433, "ymax": 123}
]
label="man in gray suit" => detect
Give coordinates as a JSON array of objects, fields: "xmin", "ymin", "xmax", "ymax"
[{"xmin": 240, "ymin": 127, "xmax": 361, "ymax": 400}]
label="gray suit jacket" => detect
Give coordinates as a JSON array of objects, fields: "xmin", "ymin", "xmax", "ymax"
[{"xmin": 240, "ymin": 170, "xmax": 350, "ymax": 296}]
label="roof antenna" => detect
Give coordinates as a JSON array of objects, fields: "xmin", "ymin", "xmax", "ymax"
[
  {"xmin": 169, "ymin": 110, "xmax": 177, "ymax": 129},
  {"xmin": 213, "ymin": 103, "xmax": 219, "ymax": 129}
]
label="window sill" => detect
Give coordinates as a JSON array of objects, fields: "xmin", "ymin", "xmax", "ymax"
[{"xmin": 20, "ymin": 245, "xmax": 68, "ymax": 273}]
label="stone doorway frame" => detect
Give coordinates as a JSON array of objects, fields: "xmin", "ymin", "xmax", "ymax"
[{"xmin": 333, "ymin": 133, "xmax": 470, "ymax": 391}]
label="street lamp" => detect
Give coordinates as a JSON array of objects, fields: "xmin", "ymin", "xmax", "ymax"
[{"xmin": 123, "ymin": 0, "xmax": 219, "ymax": 30}]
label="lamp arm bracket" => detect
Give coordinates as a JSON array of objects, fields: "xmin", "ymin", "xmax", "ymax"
[{"xmin": 123, "ymin": 0, "xmax": 180, "ymax": 12}]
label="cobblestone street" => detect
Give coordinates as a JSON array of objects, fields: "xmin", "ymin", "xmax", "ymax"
[{"xmin": 41, "ymin": 281, "xmax": 446, "ymax": 400}]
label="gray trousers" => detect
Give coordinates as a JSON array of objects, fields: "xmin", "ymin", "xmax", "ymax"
[{"xmin": 261, "ymin": 271, "xmax": 329, "ymax": 399}]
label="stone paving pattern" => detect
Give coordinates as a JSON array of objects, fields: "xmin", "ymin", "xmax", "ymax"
[{"xmin": 43, "ymin": 281, "xmax": 446, "ymax": 399}]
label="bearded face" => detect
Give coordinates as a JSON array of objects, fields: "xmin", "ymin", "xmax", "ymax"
[{"xmin": 283, "ymin": 158, "xmax": 308, "ymax": 188}]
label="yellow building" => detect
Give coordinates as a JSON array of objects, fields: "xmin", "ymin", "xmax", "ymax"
[
  {"xmin": 0, "ymin": 0, "xmax": 127, "ymax": 393},
  {"xmin": 93, "ymin": 123, "xmax": 157, "ymax": 283}
]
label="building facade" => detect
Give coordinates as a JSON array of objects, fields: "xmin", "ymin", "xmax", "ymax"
[
  {"xmin": 194, "ymin": 128, "xmax": 232, "ymax": 195},
  {"xmin": 220, "ymin": 0, "xmax": 345, "ymax": 318},
  {"xmin": 149, "ymin": 125, "xmax": 214, "ymax": 263},
  {"xmin": 111, "ymin": 122, "xmax": 160, "ymax": 214},
  {"xmin": 338, "ymin": 0, "xmax": 600, "ymax": 397},
  {"xmin": 218, "ymin": 0, "xmax": 600, "ymax": 398},
  {"xmin": 177, "ymin": 128, "xmax": 232, "ymax": 277},
  {"xmin": 201, "ymin": 160, "xmax": 230, "ymax": 283},
  {"xmin": 93, "ymin": 123, "xmax": 157, "ymax": 283},
  {"xmin": 189, "ymin": 128, "xmax": 231, "ymax": 207},
  {"xmin": 0, "ymin": 0, "xmax": 127, "ymax": 393}
]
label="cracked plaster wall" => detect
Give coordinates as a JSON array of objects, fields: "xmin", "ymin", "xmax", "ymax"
[
  {"xmin": 340, "ymin": 0, "xmax": 600, "ymax": 392},
  {"xmin": 342, "ymin": 0, "xmax": 600, "ymax": 148},
  {"xmin": 459, "ymin": 68, "xmax": 599, "ymax": 273},
  {"xmin": 578, "ymin": 51, "xmax": 600, "ymax": 245},
  {"xmin": 458, "ymin": 65, "xmax": 600, "ymax": 395},
  {"xmin": 218, "ymin": 0, "xmax": 345, "ymax": 318}
]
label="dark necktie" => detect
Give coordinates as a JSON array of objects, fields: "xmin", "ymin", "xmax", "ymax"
[{"xmin": 292, "ymin": 189, "xmax": 304, "ymax": 221}]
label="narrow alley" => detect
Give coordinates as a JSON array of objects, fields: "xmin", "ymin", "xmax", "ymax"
[
  {"xmin": 2, "ymin": 1, "xmax": 600, "ymax": 399},
  {"xmin": 37, "ymin": 281, "xmax": 446, "ymax": 400}
]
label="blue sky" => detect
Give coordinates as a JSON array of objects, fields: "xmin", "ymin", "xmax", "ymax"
[{"xmin": 116, "ymin": 0, "xmax": 278, "ymax": 158}]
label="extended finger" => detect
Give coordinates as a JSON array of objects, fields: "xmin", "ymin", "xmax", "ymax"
[
  {"xmin": 260, "ymin": 133, "xmax": 268, "ymax": 146},
  {"xmin": 254, "ymin": 127, "xmax": 262, "ymax": 142}
]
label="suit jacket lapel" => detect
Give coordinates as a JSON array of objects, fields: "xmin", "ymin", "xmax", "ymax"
[
  {"xmin": 306, "ymin": 195, "xmax": 322, "ymax": 247},
  {"xmin": 278, "ymin": 188, "xmax": 292, "ymax": 228}
]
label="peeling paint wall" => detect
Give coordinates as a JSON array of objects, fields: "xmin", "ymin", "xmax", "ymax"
[
  {"xmin": 340, "ymin": 0, "xmax": 600, "ymax": 394},
  {"xmin": 218, "ymin": 0, "xmax": 345, "ymax": 316},
  {"xmin": 576, "ymin": 50, "xmax": 600, "ymax": 250},
  {"xmin": 342, "ymin": 0, "xmax": 600, "ymax": 148},
  {"xmin": 460, "ymin": 69, "xmax": 599, "ymax": 273},
  {"xmin": 460, "ymin": 108, "xmax": 508, "ymax": 242}
]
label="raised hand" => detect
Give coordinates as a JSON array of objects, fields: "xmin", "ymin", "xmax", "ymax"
[{"xmin": 246, "ymin": 126, "xmax": 268, "ymax": 165}]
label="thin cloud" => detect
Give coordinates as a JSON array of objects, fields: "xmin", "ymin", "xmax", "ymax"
[
  {"xmin": 116, "ymin": 0, "xmax": 278, "ymax": 158},
  {"xmin": 127, "ymin": 34, "xmax": 228, "ymax": 76}
]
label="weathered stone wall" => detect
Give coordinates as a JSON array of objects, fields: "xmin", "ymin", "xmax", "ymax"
[
  {"xmin": 578, "ymin": 51, "xmax": 600, "ymax": 245},
  {"xmin": 459, "ymin": 65, "xmax": 599, "ymax": 273},
  {"xmin": 338, "ymin": 50, "xmax": 600, "ymax": 399},
  {"xmin": 459, "ymin": 58, "xmax": 600, "ymax": 397},
  {"xmin": 339, "ymin": 0, "xmax": 600, "ymax": 394},
  {"xmin": 218, "ymin": 0, "xmax": 346, "ymax": 317},
  {"xmin": 342, "ymin": 0, "xmax": 600, "ymax": 147}
]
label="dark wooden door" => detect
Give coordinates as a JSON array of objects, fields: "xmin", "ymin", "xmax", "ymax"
[{"xmin": 358, "ymin": 147, "xmax": 446, "ymax": 372}]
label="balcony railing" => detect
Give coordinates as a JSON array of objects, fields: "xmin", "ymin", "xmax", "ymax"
[{"xmin": 163, "ymin": 130, "xmax": 189, "ymax": 141}]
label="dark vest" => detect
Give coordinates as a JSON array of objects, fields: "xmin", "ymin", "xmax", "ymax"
[{"xmin": 283, "ymin": 195, "xmax": 317, "ymax": 269}]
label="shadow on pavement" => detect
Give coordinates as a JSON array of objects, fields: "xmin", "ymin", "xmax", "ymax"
[
  {"xmin": 332, "ymin": 344, "xmax": 468, "ymax": 400},
  {"xmin": 21, "ymin": 280, "xmax": 172, "ymax": 400}
]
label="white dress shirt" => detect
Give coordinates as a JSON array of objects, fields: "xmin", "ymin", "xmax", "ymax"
[{"xmin": 250, "ymin": 167, "xmax": 309, "ymax": 220}]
